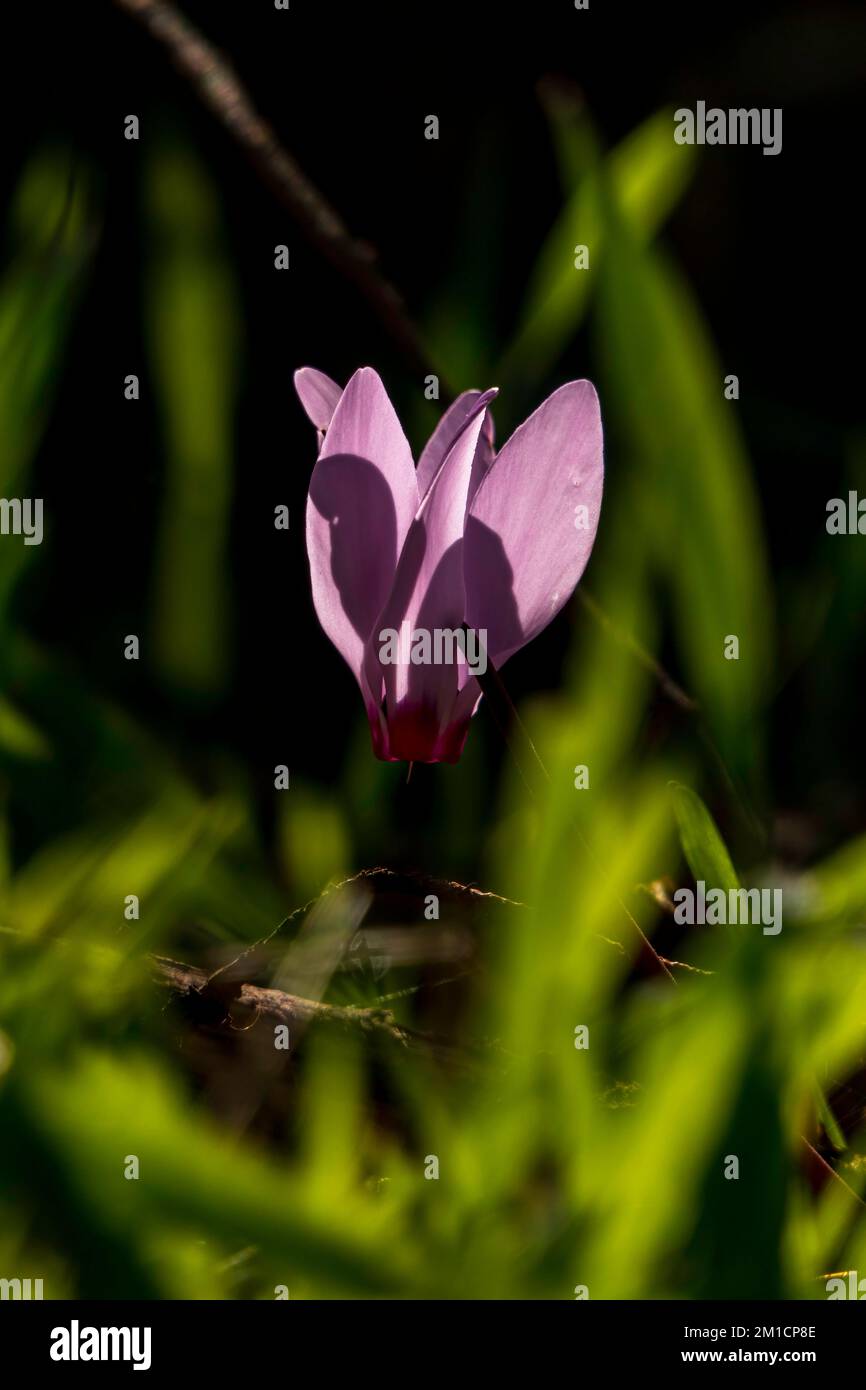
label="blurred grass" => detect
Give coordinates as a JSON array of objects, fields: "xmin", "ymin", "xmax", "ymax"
[
  {"xmin": 495, "ymin": 100, "xmax": 698, "ymax": 411},
  {"xmin": 145, "ymin": 138, "xmax": 240, "ymax": 702},
  {"xmin": 0, "ymin": 150, "xmax": 94, "ymax": 655},
  {"xmin": 672, "ymin": 782, "xmax": 740, "ymax": 894}
]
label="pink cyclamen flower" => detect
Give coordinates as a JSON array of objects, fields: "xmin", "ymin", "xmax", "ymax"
[{"xmin": 295, "ymin": 366, "xmax": 603, "ymax": 764}]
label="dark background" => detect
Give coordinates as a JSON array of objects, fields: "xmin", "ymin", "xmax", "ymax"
[{"xmin": 4, "ymin": 0, "xmax": 864, "ymax": 867}]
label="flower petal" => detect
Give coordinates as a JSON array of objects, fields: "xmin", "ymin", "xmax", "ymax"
[
  {"xmin": 467, "ymin": 406, "xmax": 496, "ymax": 506},
  {"xmin": 294, "ymin": 367, "xmax": 343, "ymax": 434},
  {"xmin": 416, "ymin": 389, "xmax": 494, "ymax": 500},
  {"xmin": 364, "ymin": 390, "xmax": 496, "ymax": 734},
  {"xmin": 463, "ymin": 379, "xmax": 603, "ymax": 668},
  {"xmin": 375, "ymin": 674, "xmax": 481, "ymax": 763},
  {"xmin": 306, "ymin": 368, "xmax": 418, "ymax": 685}
]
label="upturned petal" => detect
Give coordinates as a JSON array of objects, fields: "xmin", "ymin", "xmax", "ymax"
[
  {"xmin": 416, "ymin": 390, "xmax": 495, "ymax": 502},
  {"xmin": 463, "ymin": 379, "xmax": 603, "ymax": 669},
  {"xmin": 305, "ymin": 367, "xmax": 418, "ymax": 689},
  {"xmin": 294, "ymin": 366, "xmax": 343, "ymax": 440},
  {"xmin": 364, "ymin": 390, "xmax": 496, "ymax": 761}
]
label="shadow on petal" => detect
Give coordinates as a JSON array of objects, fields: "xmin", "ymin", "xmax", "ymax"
[
  {"xmin": 308, "ymin": 452, "xmax": 400, "ymax": 646},
  {"xmin": 463, "ymin": 514, "xmax": 524, "ymax": 668}
]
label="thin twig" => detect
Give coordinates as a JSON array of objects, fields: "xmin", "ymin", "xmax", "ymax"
[
  {"xmin": 111, "ymin": 0, "xmax": 441, "ymax": 386},
  {"xmin": 800, "ymin": 1135, "xmax": 866, "ymax": 1207},
  {"xmin": 205, "ymin": 866, "xmax": 523, "ymax": 988},
  {"xmin": 154, "ymin": 954, "xmax": 481, "ymax": 1065},
  {"xmin": 657, "ymin": 955, "xmax": 713, "ymax": 977}
]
